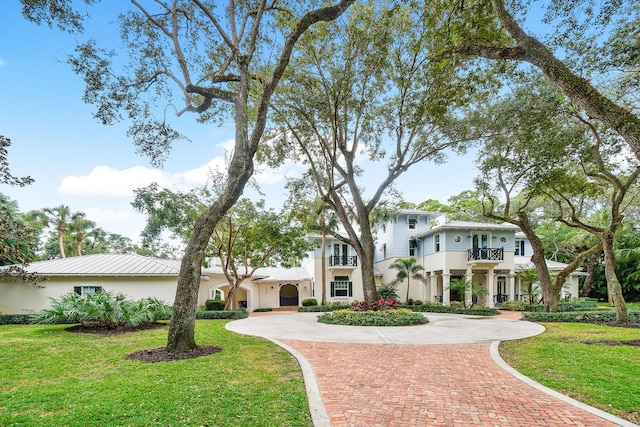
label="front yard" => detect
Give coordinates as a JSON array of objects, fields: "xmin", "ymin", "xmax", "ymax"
[
  {"xmin": 0, "ymin": 320, "xmax": 311, "ymax": 427},
  {"xmin": 500, "ymin": 322, "xmax": 640, "ymax": 424}
]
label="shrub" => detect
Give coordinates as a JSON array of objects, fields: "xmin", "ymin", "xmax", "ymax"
[
  {"xmin": 350, "ymin": 299, "xmax": 398, "ymax": 311},
  {"xmin": 196, "ymin": 309, "xmax": 248, "ymax": 319},
  {"xmin": 411, "ymin": 303, "xmax": 499, "ymax": 316},
  {"xmin": 205, "ymin": 299, "xmax": 225, "ymax": 311},
  {"xmin": 298, "ymin": 304, "xmax": 351, "ymax": 312},
  {"xmin": 501, "ymin": 300, "xmax": 528, "ymax": 311},
  {"xmin": 254, "ymin": 308, "xmax": 273, "ymax": 312},
  {"xmin": 34, "ymin": 292, "xmax": 172, "ymax": 328},
  {"xmin": 317, "ymin": 308, "xmax": 428, "ymax": 326},
  {"xmin": 523, "ymin": 310, "xmax": 640, "ymax": 324},
  {"xmin": 377, "ymin": 282, "xmax": 399, "ymax": 300},
  {"xmin": 449, "ymin": 301, "xmax": 465, "ymax": 309},
  {"xmin": 0, "ymin": 313, "xmax": 35, "ymax": 325},
  {"xmin": 301, "ymin": 298, "xmax": 318, "ymax": 307}
]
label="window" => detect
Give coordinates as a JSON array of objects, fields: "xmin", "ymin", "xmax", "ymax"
[
  {"xmin": 453, "ymin": 235, "xmax": 462, "ymax": 243},
  {"xmin": 381, "ymin": 224, "xmax": 386, "ymax": 233},
  {"xmin": 381, "ymin": 243, "xmax": 387, "ymax": 259},
  {"xmin": 515, "ymin": 240, "xmax": 525, "ymax": 256},
  {"xmin": 74, "ymin": 286, "xmax": 103, "ymax": 296},
  {"xmin": 408, "ymin": 218, "xmax": 417, "ymax": 230},
  {"xmin": 331, "ymin": 276, "xmax": 352, "ymax": 297},
  {"xmin": 434, "ymin": 234, "xmax": 441, "ymax": 252},
  {"xmin": 499, "ymin": 236, "xmax": 508, "ymax": 244},
  {"xmin": 409, "ymin": 239, "xmax": 417, "ymax": 257}
]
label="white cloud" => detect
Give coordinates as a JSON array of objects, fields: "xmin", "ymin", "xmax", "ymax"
[
  {"xmin": 0, "ymin": 59, "xmax": 5, "ymax": 67},
  {"xmin": 83, "ymin": 208, "xmax": 146, "ymax": 241},
  {"xmin": 59, "ymin": 165, "xmax": 172, "ymax": 196}
]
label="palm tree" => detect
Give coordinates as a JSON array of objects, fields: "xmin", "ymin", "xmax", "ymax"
[
  {"xmin": 516, "ymin": 267, "xmax": 540, "ymax": 304},
  {"xmin": 447, "ymin": 278, "xmax": 488, "ymax": 308},
  {"xmin": 67, "ymin": 212, "xmax": 96, "ymax": 256},
  {"xmin": 42, "ymin": 205, "xmax": 71, "ymax": 258},
  {"xmin": 389, "ymin": 258, "xmax": 427, "ymax": 303}
]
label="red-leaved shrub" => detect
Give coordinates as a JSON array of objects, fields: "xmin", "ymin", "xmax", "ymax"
[{"xmin": 350, "ymin": 299, "xmax": 398, "ymax": 311}]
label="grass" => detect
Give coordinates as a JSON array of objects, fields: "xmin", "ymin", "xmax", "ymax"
[
  {"xmin": 500, "ymin": 322, "xmax": 640, "ymax": 424},
  {"xmin": 0, "ymin": 320, "xmax": 311, "ymax": 427}
]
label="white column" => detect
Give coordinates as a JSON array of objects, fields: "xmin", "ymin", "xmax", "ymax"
[
  {"xmin": 442, "ymin": 273, "xmax": 451, "ymax": 305},
  {"xmin": 486, "ymin": 268, "xmax": 495, "ymax": 308},
  {"xmin": 430, "ymin": 272, "xmax": 437, "ymax": 302},
  {"xmin": 508, "ymin": 273, "xmax": 515, "ymax": 302},
  {"xmin": 465, "ymin": 267, "xmax": 473, "ymax": 307}
]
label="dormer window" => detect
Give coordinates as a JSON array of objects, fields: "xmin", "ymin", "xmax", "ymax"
[
  {"xmin": 515, "ymin": 239, "xmax": 525, "ymax": 256},
  {"xmin": 408, "ymin": 218, "xmax": 417, "ymax": 230}
]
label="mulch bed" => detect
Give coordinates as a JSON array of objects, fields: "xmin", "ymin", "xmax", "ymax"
[
  {"xmin": 65, "ymin": 322, "xmax": 222, "ymax": 362},
  {"xmin": 126, "ymin": 345, "xmax": 222, "ymax": 363}
]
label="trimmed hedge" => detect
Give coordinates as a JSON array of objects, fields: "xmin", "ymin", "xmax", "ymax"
[
  {"xmin": 301, "ymin": 298, "xmax": 318, "ymax": 307},
  {"xmin": 253, "ymin": 308, "xmax": 273, "ymax": 312},
  {"xmin": 411, "ymin": 303, "xmax": 499, "ymax": 316},
  {"xmin": 0, "ymin": 314, "xmax": 36, "ymax": 325},
  {"xmin": 196, "ymin": 309, "xmax": 248, "ymax": 320},
  {"xmin": 298, "ymin": 304, "xmax": 351, "ymax": 312},
  {"xmin": 317, "ymin": 308, "xmax": 428, "ymax": 326},
  {"xmin": 205, "ymin": 299, "xmax": 225, "ymax": 311},
  {"xmin": 523, "ymin": 310, "xmax": 640, "ymax": 324}
]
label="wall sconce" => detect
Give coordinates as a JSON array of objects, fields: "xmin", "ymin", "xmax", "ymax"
[{"xmin": 271, "ymin": 286, "xmax": 274, "ymax": 289}]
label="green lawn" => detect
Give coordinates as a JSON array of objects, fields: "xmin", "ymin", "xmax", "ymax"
[
  {"xmin": 0, "ymin": 321, "xmax": 312, "ymax": 427},
  {"xmin": 500, "ymin": 322, "xmax": 640, "ymax": 424}
]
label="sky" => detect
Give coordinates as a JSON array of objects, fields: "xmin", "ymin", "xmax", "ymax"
[{"xmin": 0, "ymin": 2, "xmax": 479, "ymax": 244}]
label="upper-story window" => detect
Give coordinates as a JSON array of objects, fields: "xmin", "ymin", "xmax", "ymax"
[
  {"xmin": 515, "ymin": 239, "xmax": 525, "ymax": 256},
  {"xmin": 408, "ymin": 218, "xmax": 417, "ymax": 230},
  {"xmin": 409, "ymin": 239, "xmax": 417, "ymax": 257},
  {"xmin": 381, "ymin": 243, "xmax": 387, "ymax": 259},
  {"xmin": 381, "ymin": 224, "xmax": 386, "ymax": 233},
  {"xmin": 434, "ymin": 234, "xmax": 441, "ymax": 252}
]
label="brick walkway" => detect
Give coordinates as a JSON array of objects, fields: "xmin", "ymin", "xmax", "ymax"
[{"xmin": 279, "ymin": 339, "xmax": 621, "ymax": 427}]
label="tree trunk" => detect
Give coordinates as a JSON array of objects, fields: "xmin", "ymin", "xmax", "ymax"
[
  {"xmin": 359, "ymin": 231, "xmax": 378, "ymax": 302},
  {"xmin": 580, "ymin": 256, "xmax": 598, "ymax": 297},
  {"xmin": 223, "ymin": 278, "xmax": 244, "ymax": 311},
  {"xmin": 57, "ymin": 224, "xmax": 66, "ymax": 258},
  {"xmin": 601, "ymin": 235, "xmax": 628, "ymax": 323},
  {"xmin": 321, "ymin": 229, "xmax": 327, "ymax": 305}
]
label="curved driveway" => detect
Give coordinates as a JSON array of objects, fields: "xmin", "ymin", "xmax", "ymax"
[
  {"xmin": 227, "ymin": 312, "xmax": 544, "ymax": 344},
  {"xmin": 227, "ymin": 312, "xmax": 636, "ymax": 427}
]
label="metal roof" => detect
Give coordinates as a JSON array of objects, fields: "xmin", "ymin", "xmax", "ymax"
[
  {"xmin": 251, "ymin": 267, "xmax": 312, "ymax": 282},
  {"xmin": 514, "ymin": 256, "xmax": 588, "ymax": 276},
  {"xmin": 5, "ymin": 254, "xmax": 183, "ymax": 276}
]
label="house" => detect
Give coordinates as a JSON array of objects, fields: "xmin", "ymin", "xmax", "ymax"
[
  {"xmin": 372, "ymin": 210, "xmax": 583, "ymax": 306},
  {"xmin": 0, "ymin": 253, "xmax": 313, "ymax": 314},
  {"xmin": 0, "ymin": 210, "xmax": 584, "ymax": 314}
]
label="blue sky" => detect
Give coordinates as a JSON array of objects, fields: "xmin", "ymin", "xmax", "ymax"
[{"xmin": 0, "ymin": 2, "xmax": 478, "ymax": 243}]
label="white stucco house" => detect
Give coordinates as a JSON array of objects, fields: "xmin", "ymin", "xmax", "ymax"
[{"xmin": 0, "ymin": 210, "xmax": 586, "ymax": 314}]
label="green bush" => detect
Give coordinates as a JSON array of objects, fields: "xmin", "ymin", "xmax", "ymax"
[
  {"xmin": 317, "ymin": 308, "xmax": 428, "ymax": 326},
  {"xmin": 0, "ymin": 313, "xmax": 36, "ymax": 325},
  {"xmin": 196, "ymin": 308, "xmax": 248, "ymax": 319},
  {"xmin": 301, "ymin": 298, "xmax": 318, "ymax": 307},
  {"xmin": 253, "ymin": 308, "xmax": 273, "ymax": 312},
  {"xmin": 557, "ymin": 300, "xmax": 598, "ymax": 312},
  {"xmin": 523, "ymin": 310, "xmax": 640, "ymax": 324},
  {"xmin": 501, "ymin": 300, "xmax": 528, "ymax": 311},
  {"xmin": 34, "ymin": 292, "xmax": 172, "ymax": 328},
  {"xmin": 377, "ymin": 282, "xmax": 399, "ymax": 300},
  {"xmin": 205, "ymin": 299, "xmax": 226, "ymax": 311},
  {"xmin": 411, "ymin": 303, "xmax": 499, "ymax": 316},
  {"xmin": 298, "ymin": 304, "xmax": 351, "ymax": 312}
]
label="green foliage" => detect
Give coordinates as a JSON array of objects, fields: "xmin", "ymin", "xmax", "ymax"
[
  {"xmin": 447, "ymin": 278, "xmax": 488, "ymax": 308},
  {"xmin": 35, "ymin": 292, "xmax": 172, "ymax": 328},
  {"xmin": 317, "ymin": 308, "xmax": 428, "ymax": 326},
  {"xmin": 411, "ymin": 303, "xmax": 499, "ymax": 316},
  {"xmin": 500, "ymin": 300, "xmax": 528, "ymax": 311},
  {"xmin": 0, "ymin": 313, "xmax": 35, "ymax": 325},
  {"xmin": 205, "ymin": 299, "xmax": 226, "ymax": 311},
  {"xmin": 350, "ymin": 299, "xmax": 398, "ymax": 311},
  {"xmin": 389, "ymin": 258, "xmax": 427, "ymax": 303},
  {"xmin": 297, "ymin": 304, "xmax": 351, "ymax": 312},
  {"xmin": 195, "ymin": 309, "xmax": 248, "ymax": 320},
  {"xmin": 523, "ymin": 310, "xmax": 640, "ymax": 323},
  {"xmin": 253, "ymin": 308, "xmax": 273, "ymax": 312},
  {"xmin": 301, "ymin": 298, "xmax": 317, "ymax": 307},
  {"xmin": 377, "ymin": 282, "xmax": 399, "ymax": 299}
]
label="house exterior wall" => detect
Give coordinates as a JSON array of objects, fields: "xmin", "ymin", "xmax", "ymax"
[{"xmin": 0, "ymin": 276, "xmax": 181, "ymax": 314}]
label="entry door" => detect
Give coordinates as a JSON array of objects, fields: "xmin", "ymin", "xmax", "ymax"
[
  {"xmin": 334, "ymin": 243, "xmax": 348, "ymax": 264},
  {"xmin": 472, "ymin": 233, "xmax": 489, "ymax": 250}
]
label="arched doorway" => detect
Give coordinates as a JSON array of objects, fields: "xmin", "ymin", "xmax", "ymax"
[{"xmin": 279, "ymin": 284, "xmax": 299, "ymax": 307}]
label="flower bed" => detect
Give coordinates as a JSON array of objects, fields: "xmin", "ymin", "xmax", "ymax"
[{"xmin": 317, "ymin": 307, "xmax": 428, "ymax": 326}]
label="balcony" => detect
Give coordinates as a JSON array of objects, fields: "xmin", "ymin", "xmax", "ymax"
[
  {"xmin": 329, "ymin": 255, "xmax": 358, "ymax": 268},
  {"xmin": 467, "ymin": 248, "xmax": 504, "ymax": 262}
]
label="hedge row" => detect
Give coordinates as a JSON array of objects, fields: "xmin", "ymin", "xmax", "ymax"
[
  {"xmin": 196, "ymin": 309, "xmax": 248, "ymax": 320},
  {"xmin": 523, "ymin": 310, "xmax": 640, "ymax": 324},
  {"xmin": 411, "ymin": 304, "xmax": 499, "ymax": 316},
  {"xmin": 298, "ymin": 304, "xmax": 351, "ymax": 312},
  {"xmin": 0, "ymin": 314, "xmax": 35, "ymax": 325}
]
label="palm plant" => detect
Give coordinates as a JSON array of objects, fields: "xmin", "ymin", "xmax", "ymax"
[
  {"xmin": 388, "ymin": 258, "xmax": 427, "ymax": 304},
  {"xmin": 42, "ymin": 205, "xmax": 71, "ymax": 258},
  {"xmin": 67, "ymin": 212, "xmax": 97, "ymax": 256},
  {"xmin": 447, "ymin": 278, "xmax": 488, "ymax": 308},
  {"xmin": 516, "ymin": 267, "xmax": 540, "ymax": 304}
]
